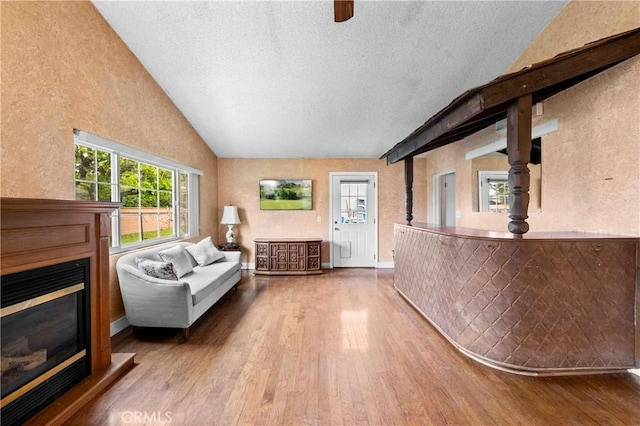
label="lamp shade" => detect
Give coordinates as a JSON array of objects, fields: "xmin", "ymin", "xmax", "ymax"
[{"xmin": 221, "ymin": 206, "xmax": 240, "ymax": 225}]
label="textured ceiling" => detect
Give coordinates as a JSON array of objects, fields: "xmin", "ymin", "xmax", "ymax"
[{"xmin": 92, "ymin": 1, "xmax": 566, "ymax": 159}]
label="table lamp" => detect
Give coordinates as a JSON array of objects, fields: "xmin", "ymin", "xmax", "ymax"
[{"xmin": 221, "ymin": 205, "xmax": 241, "ymax": 249}]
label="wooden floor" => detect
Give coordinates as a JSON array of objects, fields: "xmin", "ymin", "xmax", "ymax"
[{"xmin": 68, "ymin": 269, "xmax": 640, "ymax": 425}]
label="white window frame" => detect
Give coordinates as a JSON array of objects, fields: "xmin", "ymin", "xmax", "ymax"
[
  {"xmin": 478, "ymin": 171, "xmax": 509, "ymax": 213},
  {"xmin": 74, "ymin": 129, "xmax": 201, "ymax": 253}
]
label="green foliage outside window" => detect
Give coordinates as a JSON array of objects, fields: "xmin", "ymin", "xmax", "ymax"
[
  {"xmin": 74, "ymin": 143, "xmax": 186, "ymax": 248},
  {"xmin": 119, "ymin": 158, "xmax": 173, "ymax": 208},
  {"xmin": 75, "ymin": 145, "xmax": 112, "ymax": 201}
]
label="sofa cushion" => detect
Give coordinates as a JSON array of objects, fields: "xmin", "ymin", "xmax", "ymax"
[
  {"xmin": 185, "ymin": 261, "xmax": 240, "ymax": 305},
  {"xmin": 185, "ymin": 237, "xmax": 225, "ymax": 266},
  {"xmin": 158, "ymin": 245, "xmax": 194, "ymax": 278},
  {"xmin": 135, "ymin": 257, "xmax": 179, "ymax": 281}
]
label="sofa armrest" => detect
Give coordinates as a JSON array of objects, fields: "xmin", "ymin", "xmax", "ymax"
[
  {"xmin": 222, "ymin": 251, "xmax": 241, "ymax": 265},
  {"xmin": 116, "ymin": 264, "xmax": 194, "ymax": 328}
]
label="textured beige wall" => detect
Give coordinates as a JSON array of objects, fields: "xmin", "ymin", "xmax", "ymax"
[
  {"xmin": 424, "ymin": 1, "xmax": 640, "ymax": 236},
  {"xmin": 217, "ymin": 158, "xmax": 428, "ymax": 265},
  {"xmin": 507, "ymin": 1, "xmax": 640, "ymax": 74},
  {"xmin": 1, "ymin": 2, "xmax": 219, "ymax": 320}
]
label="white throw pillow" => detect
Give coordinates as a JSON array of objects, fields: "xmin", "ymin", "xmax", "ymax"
[
  {"xmin": 158, "ymin": 245, "xmax": 194, "ymax": 278},
  {"xmin": 185, "ymin": 237, "xmax": 225, "ymax": 266},
  {"xmin": 135, "ymin": 257, "xmax": 179, "ymax": 281}
]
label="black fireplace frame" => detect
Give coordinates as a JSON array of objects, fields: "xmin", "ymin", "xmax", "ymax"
[{"xmin": 1, "ymin": 258, "xmax": 92, "ymax": 425}]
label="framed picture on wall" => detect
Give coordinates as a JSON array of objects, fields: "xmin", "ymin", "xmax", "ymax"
[{"xmin": 259, "ymin": 179, "xmax": 312, "ymax": 210}]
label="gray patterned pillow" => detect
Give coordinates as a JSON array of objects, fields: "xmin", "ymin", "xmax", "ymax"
[{"xmin": 135, "ymin": 257, "xmax": 179, "ymax": 280}]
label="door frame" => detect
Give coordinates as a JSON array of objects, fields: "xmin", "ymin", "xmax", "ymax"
[
  {"xmin": 329, "ymin": 172, "xmax": 379, "ymax": 269},
  {"xmin": 433, "ymin": 169, "xmax": 455, "ymax": 226}
]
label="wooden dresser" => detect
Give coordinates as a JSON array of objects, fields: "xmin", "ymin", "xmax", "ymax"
[{"xmin": 254, "ymin": 238, "xmax": 322, "ymax": 275}]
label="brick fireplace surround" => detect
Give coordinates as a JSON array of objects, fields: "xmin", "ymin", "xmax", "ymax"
[{"xmin": 1, "ymin": 198, "xmax": 135, "ymax": 425}]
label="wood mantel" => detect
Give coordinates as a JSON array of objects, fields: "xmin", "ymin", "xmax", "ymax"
[{"xmin": 1, "ymin": 198, "xmax": 135, "ymax": 425}]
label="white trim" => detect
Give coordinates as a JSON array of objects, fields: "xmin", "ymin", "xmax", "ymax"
[
  {"xmin": 329, "ymin": 172, "xmax": 379, "ymax": 269},
  {"xmin": 189, "ymin": 174, "xmax": 200, "ymax": 236},
  {"xmin": 465, "ymin": 139, "xmax": 509, "ymax": 161},
  {"xmin": 74, "ymin": 129, "xmax": 203, "ymax": 175},
  {"xmin": 465, "ymin": 119, "xmax": 559, "ymax": 160},
  {"xmin": 376, "ymin": 261, "xmax": 395, "ymax": 269},
  {"xmin": 322, "ymin": 262, "xmax": 332, "ymax": 270},
  {"xmin": 110, "ymin": 315, "xmax": 130, "ymax": 337}
]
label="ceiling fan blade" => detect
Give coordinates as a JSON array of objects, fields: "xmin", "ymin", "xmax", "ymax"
[{"xmin": 334, "ymin": 0, "xmax": 354, "ymax": 22}]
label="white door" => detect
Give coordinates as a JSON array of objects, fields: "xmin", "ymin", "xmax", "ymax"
[
  {"xmin": 330, "ymin": 173, "xmax": 377, "ymax": 267},
  {"xmin": 441, "ymin": 172, "xmax": 456, "ymax": 226}
]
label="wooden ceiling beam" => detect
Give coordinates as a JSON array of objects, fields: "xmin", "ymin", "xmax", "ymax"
[
  {"xmin": 381, "ymin": 27, "xmax": 640, "ymax": 165},
  {"xmin": 384, "ymin": 92, "xmax": 484, "ymax": 164}
]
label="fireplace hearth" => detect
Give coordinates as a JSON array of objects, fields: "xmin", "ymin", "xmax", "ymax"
[{"xmin": 1, "ymin": 259, "xmax": 92, "ymax": 425}]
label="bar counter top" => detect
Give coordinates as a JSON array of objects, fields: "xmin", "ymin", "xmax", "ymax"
[
  {"xmin": 404, "ymin": 222, "xmax": 639, "ymax": 241},
  {"xmin": 393, "ymin": 223, "xmax": 639, "ymax": 376}
]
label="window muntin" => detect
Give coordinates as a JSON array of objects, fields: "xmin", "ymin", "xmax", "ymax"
[
  {"xmin": 74, "ymin": 142, "xmax": 195, "ymax": 250},
  {"xmin": 479, "ymin": 171, "xmax": 510, "ymax": 213},
  {"xmin": 75, "ymin": 145, "xmax": 114, "ymax": 202},
  {"xmin": 486, "ymin": 180, "xmax": 510, "ymax": 213},
  {"xmin": 340, "ymin": 182, "xmax": 368, "ymax": 224}
]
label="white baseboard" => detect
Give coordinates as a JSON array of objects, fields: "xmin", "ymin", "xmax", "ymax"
[
  {"xmin": 241, "ymin": 261, "xmax": 392, "ymax": 271},
  {"xmin": 110, "ymin": 315, "xmax": 130, "ymax": 337}
]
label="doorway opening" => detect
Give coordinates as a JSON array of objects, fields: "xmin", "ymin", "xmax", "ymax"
[{"xmin": 434, "ymin": 171, "xmax": 456, "ymax": 226}]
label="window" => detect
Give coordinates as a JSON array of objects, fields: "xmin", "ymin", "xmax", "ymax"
[
  {"xmin": 74, "ymin": 130, "xmax": 201, "ymax": 251},
  {"xmin": 479, "ymin": 171, "xmax": 509, "ymax": 213},
  {"xmin": 340, "ymin": 182, "xmax": 368, "ymax": 224}
]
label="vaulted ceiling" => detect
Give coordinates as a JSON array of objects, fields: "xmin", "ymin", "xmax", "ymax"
[{"xmin": 92, "ymin": 1, "xmax": 567, "ymax": 159}]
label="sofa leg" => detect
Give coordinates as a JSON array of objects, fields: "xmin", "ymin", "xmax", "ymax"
[{"xmin": 182, "ymin": 328, "xmax": 190, "ymax": 342}]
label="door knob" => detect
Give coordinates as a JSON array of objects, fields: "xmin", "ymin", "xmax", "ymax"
[{"xmin": 334, "ymin": 227, "xmax": 340, "ymax": 231}]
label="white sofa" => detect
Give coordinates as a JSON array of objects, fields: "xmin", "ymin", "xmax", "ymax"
[{"xmin": 116, "ymin": 240, "xmax": 241, "ymax": 341}]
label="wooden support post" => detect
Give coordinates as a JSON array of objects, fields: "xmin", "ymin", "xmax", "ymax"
[
  {"xmin": 506, "ymin": 94, "xmax": 532, "ymax": 235},
  {"xmin": 404, "ymin": 157, "xmax": 414, "ymax": 225}
]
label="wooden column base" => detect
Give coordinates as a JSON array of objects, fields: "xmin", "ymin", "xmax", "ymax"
[{"xmin": 24, "ymin": 353, "xmax": 135, "ymax": 426}]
